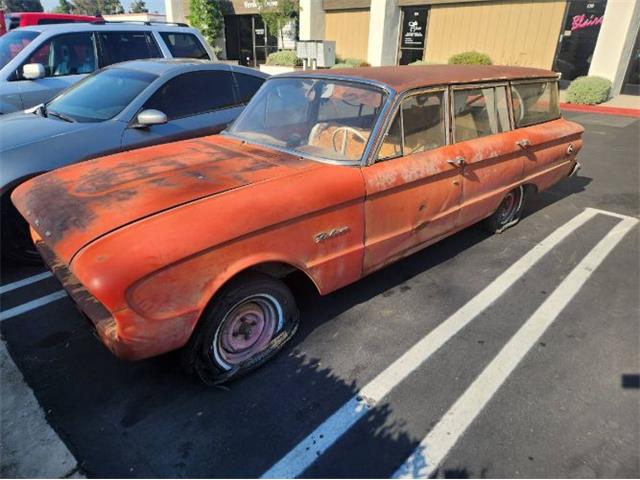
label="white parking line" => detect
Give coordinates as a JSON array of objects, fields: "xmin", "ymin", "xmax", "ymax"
[
  {"xmin": 0, "ymin": 272, "xmax": 53, "ymax": 295},
  {"xmin": 261, "ymin": 208, "xmax": 602, "ymax": 479},
  {"xmin": 0, "ymin": 290, "xmax": 67, "ymax": 322},
  {"xmin": 393, "ymin": 215, "xmax": 638, "ymax": 478}
]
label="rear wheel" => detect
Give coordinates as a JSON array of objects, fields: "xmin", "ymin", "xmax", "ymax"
[
  {"xmin": 483, "ymin": 186, "xmax": 525, "ymax": 234},
  {"xmin": 182, "ymin": 272, "xmax": 299, "ymax": 385},
  {"xmin": 1, "ymin": 195, "xmax": 42, "ymax": 265}
]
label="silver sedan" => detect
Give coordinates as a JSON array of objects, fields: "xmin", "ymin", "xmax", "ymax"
[{"xmin": 0, "ymin": 58, "xmax": 268, "ymax": 263}]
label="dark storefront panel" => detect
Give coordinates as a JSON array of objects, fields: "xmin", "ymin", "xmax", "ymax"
[
  {"xmin": 224, "ymin": 14, "xmax": 277, "ymax": 67},
  {"xmin": 398, "ymin": 6, "xmax": 428, "ymax": 65},
  {"xmin": 553, "ymin": 0, "xmax": 607, "ymax": 87}
]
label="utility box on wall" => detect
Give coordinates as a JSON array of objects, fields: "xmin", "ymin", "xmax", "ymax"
[{"xmin": 296, "ymin": 40, "xmax": 336, "ymax": 68}]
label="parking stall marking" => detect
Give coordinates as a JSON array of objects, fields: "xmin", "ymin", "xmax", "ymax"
[
  {"xmin": 0, "ymin": 271, "xmax": 53, "ymax": 295},
  {"xmin": 261, "ymin": 208, "xmax": 606, "ymax": 479},
  {"xmin": 393, "ymin": 214, "xmax": 638, "ymax": 479},
  {"xmin": 0, "ymin": 290, "xmax": 67, "ymax": 322}
]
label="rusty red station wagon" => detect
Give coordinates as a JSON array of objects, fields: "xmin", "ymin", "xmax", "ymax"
[{"xmin": 12, "ymin": 65, "xmax": 583, "ymax": 383}]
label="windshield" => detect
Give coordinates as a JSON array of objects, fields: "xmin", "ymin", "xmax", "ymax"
[
  {"xmin": 46, "ymin": 67, "xmax": 157, "ymax": 123},
  {"xmin": 0, "ymin": 30, "xmax": 39, "ymax": 70},
  {"xmin": 229, "ymin": 78, "xmax": 387, "ymax": 163}
]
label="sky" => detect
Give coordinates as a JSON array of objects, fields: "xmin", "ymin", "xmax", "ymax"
[{"xmin": 40, "ymin": 0, "xmax": 166, "ymax": 14}]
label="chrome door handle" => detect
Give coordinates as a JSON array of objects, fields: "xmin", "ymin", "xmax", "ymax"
[
  {"xmin": 447, "ymin": 156, "xmax": 466, "ymax": 167},
  {"xmin": 517, "ymin": 139, "xmax": 531, "ymax": 149}
]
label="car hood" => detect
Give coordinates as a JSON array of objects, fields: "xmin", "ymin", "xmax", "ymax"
[
  {"xmin": 12, "ymin": 135, "xmax": 321, "ymax": 263},
  {"xmin": 0, "ymin": 111, "xmax": 98, "ymax": 151}
]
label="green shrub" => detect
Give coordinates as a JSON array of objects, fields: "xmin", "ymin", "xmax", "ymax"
[
  {"xmin": 448, "ymin": 51, "xmax": 492, "ymax": 65},
  {"xmin": 266, "ymin": 50, "xmax": 301, "ymax": 67},
  {"xmin": 331, "ymin": 57, "xmax": 369, "ymax": 69},
  {"xmin": 566, "ymin": 76, "xmax": 611, "ymax": 105}
]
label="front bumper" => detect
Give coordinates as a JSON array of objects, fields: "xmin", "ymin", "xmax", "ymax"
[
  {"xmin": 33, "ymin": 231, "xmax": 119, "ymax": 354},
  {"xmin": 32, "ymin": 228, "xmax": 199, "ymax": 360}
]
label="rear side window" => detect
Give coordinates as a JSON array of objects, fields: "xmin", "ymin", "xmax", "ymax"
[
  {"xmin": 99, "ymin": 32, "xmax": 161, "ymax": 65},
  {"xmin": 143, "ymin": 70, "xmax": 237, "ymax": 120},
  {"xmin": 160, "ymin": 32, "xmax": 209, "ymax": 59},
  {"xmin": 234, "ymin": 72, "xmax": 265, "ymax": 103},
  {"xmin": 453, "ymin": 85, "xmax": 510, "ymax": 142},
  {"xmin": 511, "ymin": 81, "xmax": 560, "ymax": 128}
]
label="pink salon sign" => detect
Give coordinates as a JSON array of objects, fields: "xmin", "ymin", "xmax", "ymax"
[{"xmin": 571, "ymin": 14, "xmax": 604, "ymax": 31}]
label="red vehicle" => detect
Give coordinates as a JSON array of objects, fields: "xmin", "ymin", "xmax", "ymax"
[
  {"xmin": 13, "ymin": 65, "xmax": 583, "ymax": 384},
  {"xmin": 0, "ymin": 11, "xmax": 6, "ymax": 36},
  {"xmin": 2, "ymin": 12, "xmax": 99, "ymax": 34}
]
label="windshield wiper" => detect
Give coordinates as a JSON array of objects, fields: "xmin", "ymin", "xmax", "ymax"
[{"xmin": 47, "ymin": 110, "xmax": 75, "ymax": 123}]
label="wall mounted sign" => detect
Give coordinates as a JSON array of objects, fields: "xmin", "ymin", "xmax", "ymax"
[{"xmin": 400, "ymin": 7, "xmax": 427, "ymax": 50}]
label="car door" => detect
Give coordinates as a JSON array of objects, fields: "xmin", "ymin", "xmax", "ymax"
[
  {"xmin": 449, "ymin": 83, "xmax": 522, "ymax": 227},
  {"xmin": 17, "ymin": 32, "xmax": 97, "ymax": 109},
  {"xmin": 121, "ymin": 70, "xmax": 246, "ymax": 149},
  {"xmin": 362, "ymin": 88, "xmax": 463, "ymax": 274}
]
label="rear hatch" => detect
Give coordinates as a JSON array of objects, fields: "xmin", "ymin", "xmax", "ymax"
[{"xmin": 12, "ymin": 135, "xmax": 317, "ymax": 263}]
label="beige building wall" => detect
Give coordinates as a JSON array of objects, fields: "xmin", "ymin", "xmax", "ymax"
[
  {"xmin": 424, "ymin": 0, "xmax": 566, "ymax": 68},
  {"xmin": 324, "ymin": 9, "xmax": 370, "ymax": 61}
]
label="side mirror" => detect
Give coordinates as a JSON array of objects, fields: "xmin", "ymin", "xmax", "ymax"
[
  {"xmin": 23, "ymin": 63, "xmax": 45, "ymax": 80},
  {"xmin": 133, "ymin": 109, "xmax": 167, "ymax": 129}
]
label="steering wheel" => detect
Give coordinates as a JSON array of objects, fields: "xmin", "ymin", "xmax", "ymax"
[{"xmin": 331, "ymin": 127, "xmax": 367, "ymax": 156}]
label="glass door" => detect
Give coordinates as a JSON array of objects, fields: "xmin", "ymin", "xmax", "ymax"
[{"xmin": 553, "ymin": 0, "xmax": 608, "ymax": 88}]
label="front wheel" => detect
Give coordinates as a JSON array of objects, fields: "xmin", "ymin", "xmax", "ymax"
[
  {"xmin": 182, "ymin": 272, "xmax": 299, "ymax": 385},
  {"xmin": 482, "ymin": 186, "xmax": 525, "ymax": 234}
]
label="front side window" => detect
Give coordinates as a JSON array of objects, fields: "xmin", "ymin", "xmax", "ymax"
[
  {"xmin": 23, "ymin": 32, "xmax": 96, "ymax": 77},
  {"xmin": 229, "ymin": 78, "xmax": 387, "ymax": 163},
  {"xmin": 511, "ymin": 81, "xmax": 560, "ymax": 128},
  {"xmin": 143, "ymin": 70, "xmax": 237, "ymax": 120},
  {"xmin": 45, "ymin": 67, "xmax": 157, "ymax": 122},
  {"xmin": 99, "ymin": 32, "xmax": 161, "ymax": 65},
  {"xmin": 0, "ymin": 30, "xmax": 39, "ymax": 70},
  {"xmin": 160, "ymin": 32, "xmax": 209, "ymax": 60},
  {"xmin": 378, "ymin": 90, "xmax": 446, "ymax": 160},
  {"xmin": 453, "ymin": 86, "xmax": 510, "ymax": 142}
]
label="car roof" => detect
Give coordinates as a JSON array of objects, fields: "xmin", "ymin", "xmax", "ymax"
[
  {"xmin": 284, "ymin": 64, "xmax": 559, "ymax": 93},
  {"xmin": 17, "ymin": 22, "xmax": 198, "ymax": 34},
  {"xmin": 106, "ymin": 58, "xmax": 269, "ymax": 77}
]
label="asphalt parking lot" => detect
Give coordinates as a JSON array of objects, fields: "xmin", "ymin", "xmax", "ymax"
[{"xmin": 1, "ymin": 110, "xmax": 638, "ymax": 478}]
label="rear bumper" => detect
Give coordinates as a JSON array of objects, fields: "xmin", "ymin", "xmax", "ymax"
[{"xmin": 569, "ymin": 161, "xmax": 582, "ymax": 177}]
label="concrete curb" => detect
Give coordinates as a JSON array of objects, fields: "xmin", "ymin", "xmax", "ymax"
[
  {"xmin": 0, "ymin": 340, "xmax": 85, "ymax": 479},
  {"xmin": 560, "ymin": 103, "xmax": 640, "ymax": 118}
]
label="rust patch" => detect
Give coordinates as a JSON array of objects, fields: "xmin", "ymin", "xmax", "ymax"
[
  {"xmin": 23, "ymin": 175, "xmax": 136, "ymax": 246},
  {"xmin": 74, "ymin": 159, "xmax": 187, "ymax": 195}
]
